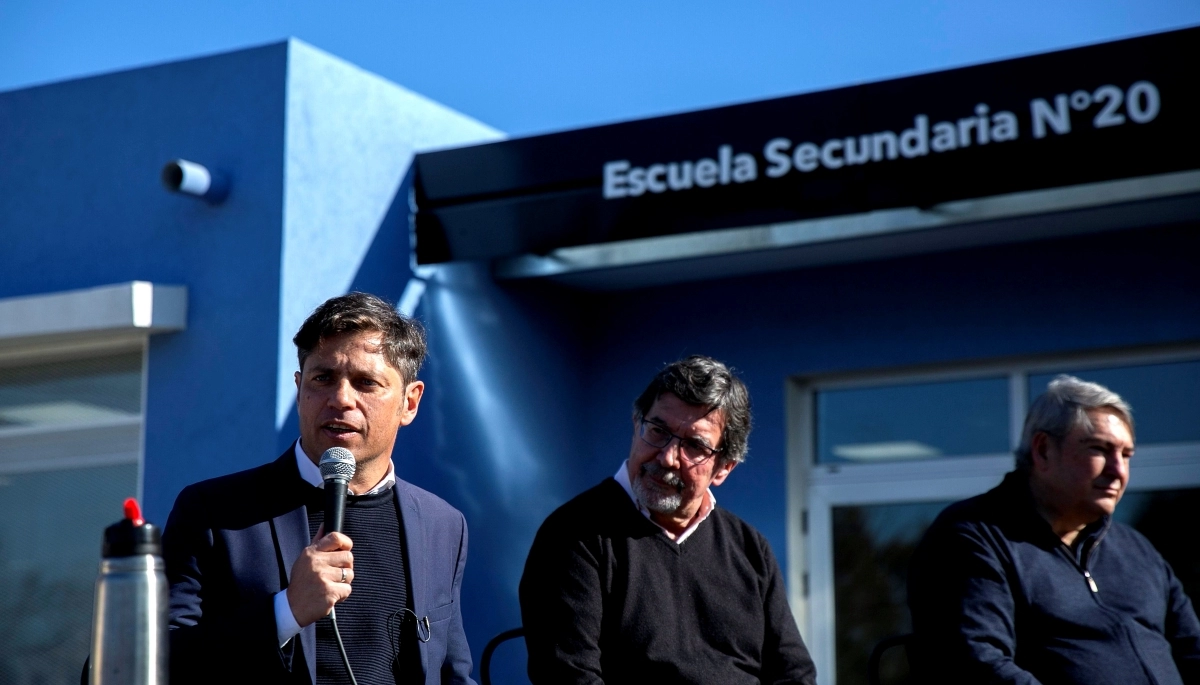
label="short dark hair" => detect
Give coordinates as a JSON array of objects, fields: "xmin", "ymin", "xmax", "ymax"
[
  {"xmin": 293, "ymin": 292, "xmax": 427, "ymax": 383},
  {"xmin": 633, "ymin": 355, "xmax": 752, "ymax": 464}
]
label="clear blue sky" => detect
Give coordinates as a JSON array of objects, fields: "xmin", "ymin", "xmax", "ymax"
[{"xmin": 2, "ymin": 1, "xmax": 1197, "ymax": 137}]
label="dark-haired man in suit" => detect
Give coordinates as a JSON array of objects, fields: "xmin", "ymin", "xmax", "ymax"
[{"xmin": 164, "ymin": 292, "xmax": 475, "ymax": 685}]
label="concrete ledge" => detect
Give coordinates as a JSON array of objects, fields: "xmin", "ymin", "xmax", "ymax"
[{"xmin": 0, "ymin": 282, "xmax": 188, "ymax": 349}]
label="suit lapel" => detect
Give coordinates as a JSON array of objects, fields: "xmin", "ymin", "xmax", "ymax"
[
  {"xmin": 273, "ymin": 505, "xmax": 309, "ymax": 583},
  {"xmin": 398, "ymin": 481, "xmax": 429, "ymax": 678},
  {"xmin": 268, "ymin": 447, "xmax": 317, "ymax": 684}
]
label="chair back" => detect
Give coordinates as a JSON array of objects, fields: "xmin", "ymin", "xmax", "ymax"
[
  {"xmin": 480, "ymin": 627, "xmax": 526, "ymax": 685},
  {"xmin": 867, "ymin": 633, "xmax": 913, "ymax": 685}
]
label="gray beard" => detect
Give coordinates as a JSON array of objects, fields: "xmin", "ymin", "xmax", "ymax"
[{"xmin": 632, "ymin": 462, "xmax": 684, "ymax": 514}]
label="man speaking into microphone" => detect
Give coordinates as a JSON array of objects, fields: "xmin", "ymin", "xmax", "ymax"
[{"xmin": 163, "ymin": 293, "xmax": 475, "ymax": 685}]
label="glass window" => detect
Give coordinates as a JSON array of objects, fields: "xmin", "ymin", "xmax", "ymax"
[
  {"xmin": 0, "ymin": 351, "xmax": 142, "ymax": 682},
  {"xmin": 0, "ymin": 353, "xmax": 142, "ymax": 431},
  {"xmin": 816, "ymin": 377, "xmax": 1010, "ymax": 464},
  {"xmin": 1028, "ymin": 360, "xmax": 1200, "ymax": 445},
  {"xmin": 833, "ymin": 500, "xmax": 951, "ymax": 685}
]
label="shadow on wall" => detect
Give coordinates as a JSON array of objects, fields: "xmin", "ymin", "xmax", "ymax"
[
  {"xmin": 412, "ymin": 261, "xmax": 586, "ymax": 682},
  {"xmin": 275, "ymin": 168, "xmax": 418, "ymax": 452}
]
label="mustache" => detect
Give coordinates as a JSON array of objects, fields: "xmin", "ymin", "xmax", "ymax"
[{"xmin": 642, "ymin": 461, "xmax": 683, "ymax": 490}]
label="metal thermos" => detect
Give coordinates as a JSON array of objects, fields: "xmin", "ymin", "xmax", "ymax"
[{"xmin": 88, "ymin": 498, "xmax": 168, "ymax": 685}]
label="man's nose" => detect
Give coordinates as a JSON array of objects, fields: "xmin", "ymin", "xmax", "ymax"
[
  {"xmin": 328, "ymin": 380, "xmax": 355, "ymax": 408},
  {"xmin": 656, "ymin": 438, "xmax": 682, "ymax": 467},
  {"xmin": 1103, "ymin": 449, "xmax": 1129, "ymax": 480}
]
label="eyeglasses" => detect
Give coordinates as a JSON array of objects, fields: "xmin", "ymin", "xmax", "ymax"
[{"xmin": 638, "ymin": 419, "xmax": 722, "ymax": 465}]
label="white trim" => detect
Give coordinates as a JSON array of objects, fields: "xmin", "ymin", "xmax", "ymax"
[
  {"xmin": 0, "ymin": 282, "xmax": 187, "ymax": 350},
  {"xmin": 785, "ymin": 379, "xmax": 812, "ymax": 647},
  {"xmin": 806, "ymin": 493, "xmax": 836, "ymax": 685}
]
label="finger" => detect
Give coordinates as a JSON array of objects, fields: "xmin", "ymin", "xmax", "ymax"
[
  {"xmin": 326, "ymin": 575, "xmax": 354, "ymax": 604},
  {"xmin": 328, "ymin": 566, "xmax": 354, "ymax": 585},
  {"xmin": 318, "ymin": 550, "xmax": 354, "ymax": 570},
  {"xmin": 310, "ymin": 523, "xmax": 325, "ymax": 546},
  {"xmin": 314, "ymin": 531, "xmax": 353, "ymax": 552}
]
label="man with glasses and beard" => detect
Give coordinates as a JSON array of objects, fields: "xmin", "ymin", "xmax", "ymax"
[{"xmin": 519, "ymin": 356, "xmax": 816, "ymax": 685}]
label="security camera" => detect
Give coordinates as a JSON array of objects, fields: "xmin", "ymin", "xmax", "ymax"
[{"xmin": 161, "ymin": 159, "xmax": 229, "ymax": 204}]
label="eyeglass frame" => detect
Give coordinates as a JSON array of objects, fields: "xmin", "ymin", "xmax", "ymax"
[{"xmin": 637, "ymin": 418, "xmax": 724, "ymax": 465}]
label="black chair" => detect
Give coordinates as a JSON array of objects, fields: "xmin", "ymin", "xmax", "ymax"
[
  {"xmin": 867, "ymin": 633, "xmax": 913, "ymax": 685},
  {"xmin": 480, "ymin": 626, "xmax": 526, "ymax": 685}
]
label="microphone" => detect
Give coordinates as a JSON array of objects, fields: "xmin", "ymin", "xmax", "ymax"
[
  {"xmin": 319, "ymin": 447, "xmax": 356, "ymax": 535},
  {"xmin": 319, "ymin": 447, "xmax": 359, "ymax": 685}
]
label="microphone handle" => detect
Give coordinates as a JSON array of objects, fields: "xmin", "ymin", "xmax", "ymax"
[{"xmin": 324, "ymin": 478, "xmax": 349, "ymax": 535}]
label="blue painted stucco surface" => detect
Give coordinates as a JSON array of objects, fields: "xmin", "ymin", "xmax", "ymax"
[
  {"xmin": 0, "ymin": 43, "xmax": 291, "ymax": 519},
  {"xmin": 3, "ymin": 39, "xmax": 1199, "ymax": 685}
]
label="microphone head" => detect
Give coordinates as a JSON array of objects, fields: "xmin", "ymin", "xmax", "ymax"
[{"xmin": 319, "ymin": 447, "xmax": 356, "ymax": 482}]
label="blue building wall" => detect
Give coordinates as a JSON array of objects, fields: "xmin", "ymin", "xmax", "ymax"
[
  {"xmin": 1, "ymin": 40, "xmax": 500, "ymax": 523},
  {"xmin": 0, "ymin": 43, "xmax": 291, "ymax": 517}
]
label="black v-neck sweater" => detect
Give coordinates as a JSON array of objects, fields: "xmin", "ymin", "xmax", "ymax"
[
  {"xmin": 305, "ymin": 487, "xmax": 419, "ymax": 685},
  {"xmin": 520, "ymin": 478, "xmax": 816, "ymax": 684}
]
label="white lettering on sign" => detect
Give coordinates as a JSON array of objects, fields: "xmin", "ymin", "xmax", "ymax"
[
  {"xmin": 602, "ymin": 80, "xmax": 1162, "ymax": 199},
  {"xmin": 1031, "ymin": 81, "xmax": 1161, "ymax": 138},
  {"xmin": 603, "ymin": 145, "xmax": 758, "ymax": 199}
]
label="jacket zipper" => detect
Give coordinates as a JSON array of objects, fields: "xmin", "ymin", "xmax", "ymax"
[
  {"xmin": 1082, "ymin": 521, "xmax": 1110, "ymax": 593},
  {"xmin": 1075, "ymin": 520, "xmax": 1108, "ymax": 595},
  {"xmin": 1066, "ymin": 521, "xmax": 1109, "ymax": 594}
]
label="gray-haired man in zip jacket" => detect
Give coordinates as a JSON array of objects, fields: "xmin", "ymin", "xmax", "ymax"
[{"xmin": 908, "ymin": 375, "xmax": 1200, "ymax": 685}]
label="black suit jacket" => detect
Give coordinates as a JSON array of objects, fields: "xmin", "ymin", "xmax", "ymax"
[{"xmin": 162, "ymin": 448, "xmax": 476, "ymax": 684}]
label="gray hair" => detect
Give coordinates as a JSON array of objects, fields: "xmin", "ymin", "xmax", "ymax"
[
  {"xmin": 1015, "ymin": 374, "xmax": 1134, "ymax": 471},
  {"xmin": 633, "ymin": 355, "xmax": 752, "ymax": 465}
]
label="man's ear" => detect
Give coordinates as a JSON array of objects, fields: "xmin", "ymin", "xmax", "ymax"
[
  {"xmin": 398, "ymin": 380, "xmax": 425, "ymax": 427},
  {"xmin": 1031, "ymin": 432, "xmax": 1054, "ymax": 471},
  {"xmin": 710, "ymin": 459, "xmax": 737, "ymax": 487},
  {"xmin": 294, "ymin": 370, "xmax": 301, "ymax": 392}
]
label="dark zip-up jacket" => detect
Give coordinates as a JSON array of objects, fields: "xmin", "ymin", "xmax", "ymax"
[{"xmin": 908, "ymin": 471, "xmax": 1200, "ymax": 684}]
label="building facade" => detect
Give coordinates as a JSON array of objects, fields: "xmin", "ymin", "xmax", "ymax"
[{"xmin": 2, "ymin": 28, "xmax": 1197, "ymax": 685}]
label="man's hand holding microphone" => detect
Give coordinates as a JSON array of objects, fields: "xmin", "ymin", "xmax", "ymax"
[{"xmin": 287, "ymin": 447, "xmax": 357, "ymax": 627}]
